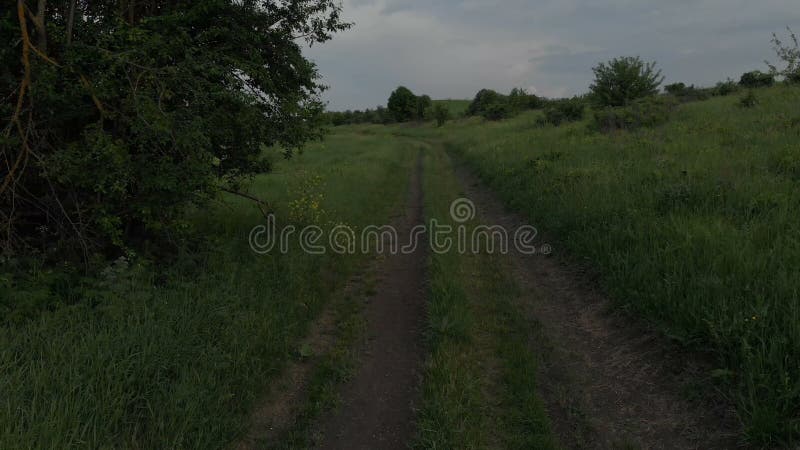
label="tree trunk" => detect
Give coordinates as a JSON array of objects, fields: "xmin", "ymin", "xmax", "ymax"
[{"xmin": 65, "ymin": 0, "xmax": 76, "ymax": 46}]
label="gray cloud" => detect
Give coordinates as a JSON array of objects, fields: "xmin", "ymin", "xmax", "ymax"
[{"xmin": 307, "ymin": 0, "xmax": 800, "ymax": 110}]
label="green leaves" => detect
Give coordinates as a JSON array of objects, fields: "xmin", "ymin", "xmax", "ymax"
[
  {"xmin": 590, "ymin": 56, "xmax": 664, "ymax": 107},
  {"xmin": 2, "ymin": 0, "xmax": 350, "ymax": 259},
  {"xmin": 387, "ymin": 86, "xmax": 418, "ymax": 122}
]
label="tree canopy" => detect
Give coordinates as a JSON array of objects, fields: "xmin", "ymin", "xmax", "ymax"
[
  {"xmin": 1, "ymin": 0, "xmax": 350, "ymax": 261},
  {"xmin": 387, "ymin": 86, "xmax": 417, "ymax": 122},
  {"xmin": 590, "ymin": 56, "xmax": 663, "ymax": 107}
]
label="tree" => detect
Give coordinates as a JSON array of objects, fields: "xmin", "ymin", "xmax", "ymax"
[
  {"xmin": 508, "ymin": 88, "xmax": 542, "ymax": 111},
  {"xmin": 466, "ymin": 89, "xmax": 505, "ymax": 116},
  {"xmin": 1, "ymin": 0, "xmax": 350, "ymax": 260},
  {"xmin": 416, "ymin": 95, "xmax": 432, "ymax": 121},
  {"xmin": 387, "ymin": 86, "xmax": 417, "ymax": 122},
  {"xmin": 589, "ymin": 56, "xmax": 664, "ymax": 107},
  {"xmin": 433, "ymin": 103, "xmax": 450, "ymax": 127},
  {"xmin": 766, "ymin": 27, "xmax": 800, "ymax": 83},
  {"xmin": 739, "ymin": 71, "xmax": 774, "ymax": 88}
]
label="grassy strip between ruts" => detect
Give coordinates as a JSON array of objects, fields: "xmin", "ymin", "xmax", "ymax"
[
  {"xmin": 0, "ymin": 128, "xmax": 413, "ymax": 449},
  {"xmin": 413, "ymin": 143, "xmax": 556, "ymax": 449}
]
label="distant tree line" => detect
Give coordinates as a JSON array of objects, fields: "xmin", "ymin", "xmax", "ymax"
[
  {"xmin": 325, "ymin": 27, "xmax": 799, "ymax": 131},
  {"xmin": 324, "ymin": 86, "xmax": 447, "ymax": 126}
]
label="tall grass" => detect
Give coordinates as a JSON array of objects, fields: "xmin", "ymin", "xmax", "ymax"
[
  {"xmin": 414, "ymin": 146, "xmax": 555, "ymax": 449},
  {"xmin": 0, "ymin": 129, "xmax": 413, "ymax": 448},
  {"xmin": 416, "ymin": 85, "xmax": 800, "ymax": 444}
]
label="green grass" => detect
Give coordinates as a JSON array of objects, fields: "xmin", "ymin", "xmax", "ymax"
[
  {"xmin": 408, "ymin": 85, "xmax": 800, "ymax": 445},
  {"xmin": 433, "ymin": 99, "xmax": 471, "ymax": 117},
  {"xmin": 5, "ymin": 84, "xmax": 800, "ymax": 447},
  {"xmin": 0, "ymin": 128, "xmax": 414, "ymax": 449},
  {"xmin": 414, "ymin": 144, "xmax": 555, "ymax": 449}
]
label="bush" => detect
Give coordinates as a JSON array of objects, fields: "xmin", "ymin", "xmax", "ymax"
[
  {"xmin": 416, "ymin": 95, "xmax": 433, "ymax": 121},
  {"xmin": 508, "ymin": 88, "xmax": 544, "ymax": 112},
  {"xmin": 466, "ymin": 89, "xmax": 506, "ymax": 116},
  {"xmin": 590, "ymin": 56, "xmax": 664, "ymax": 107},
  {"xmin": 433, "ymin": 103, "xmax": 450, "ymax": 127},
  {"xmin": 664, "ymin": 82, "xmax": 714, "ymax": 103},
  {"xmin": 543, "ymin": 98, "xmax": 585, "ymax": 126},
  {"xmin": 483, "ymin": 102, "xmax": 512, "ymax": 121},
  {"xmin": 664, "ymin": 82, "xmax": 687, "ymax": 95},
  {"xmin": 739, "ymin": 90, "xmax": 758, "ymax": 108},
  {"xmin": 592, "ymin": 96, "xmax": 677, "ymax": 132},
  {"xmin": 713, "ymin": 79, "xmax": 740, "ymax": 96},
  {"xmin": 739, "ymin": 71, "xmax": 774, "ymax": 88}
]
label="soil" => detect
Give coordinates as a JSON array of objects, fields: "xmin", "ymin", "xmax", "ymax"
[
  {"xmin": 313, "ymin": 153, "xmax": 428, "ymax": 450},
  {"xmin": 453, "ymin": 160, "xmax": 744, "ymax": 450}
]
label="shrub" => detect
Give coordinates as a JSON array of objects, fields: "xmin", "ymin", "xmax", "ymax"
[
  {"xmin": 483, "ymin": 102, "xmax": 512, "ymax": 121},
  {"xmin": 590, "ymin": 56, "xmax": 664, "ymax": 107},
  {"xmin": 664, "ymin": 82, "xmax": 687, "ymax": 95},
  {"xmin": 466, "ymin": 89, "xmax": 506, "ymax": 116},
  {"xmin": 739, "ymin": 71, "xmax": 774, "ymax": 88},
  {"xmin": 713, "ymin": 79, "xmax": 740, "ymax": 96},
  {"xmin": 433, "ymin": 104, "xmax": 450, "ymax": 127},
  {"xmin": 664, "ymin": 82, "xmax": 714, "ymax": 103},
  {"xmin": 739, "ymin": 90, "xmax": 758, "ymax": 108},
  {"xmin": 416, "ymin": 95, "xmax": 433, "ymax": 121},
  {"xmin": 508, "ymin": 88, "xmax": 545, "ymax": 112},
  {"xmin": 543, "ymin": 98, "xmax": 585, "ymax": 126},
  {"xmin": 592, "ymin": 96, "xmax": 677, "ymax": 132}
]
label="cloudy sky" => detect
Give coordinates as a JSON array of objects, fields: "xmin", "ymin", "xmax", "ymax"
[{"xmin": 306, "ymin": 0, "xmax": 800, "ymax": 110}]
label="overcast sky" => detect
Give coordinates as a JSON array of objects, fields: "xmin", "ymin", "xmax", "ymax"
[{"xmin": 305, "ymin": 0, "xmax": 800, "ymax": 110}]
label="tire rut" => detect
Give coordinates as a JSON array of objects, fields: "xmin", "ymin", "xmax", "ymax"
[
  {"xmin": 313, "ymin": 151, "xmax": 428, "ymax": 449},
  {"xmin": 451, "ymin": 159, "xmax": 743, "ymax": 450}
]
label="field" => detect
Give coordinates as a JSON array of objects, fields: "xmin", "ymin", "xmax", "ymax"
[
  {"xmin": 2, "ymin": 84, "xmax": 800, "ymax": 448},
  {"xmin": 432, "ymin": 99, "xmax": 472, "ymax": 117},
  {"xmin": 0, "ymin": 130, "xmax": 415, "ymax": 448},
  {"xmin": 7, "ymin": 1, "xmax": 800, "ymax": 448}
]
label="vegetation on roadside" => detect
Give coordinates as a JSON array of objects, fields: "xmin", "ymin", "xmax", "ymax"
[
  {"xmin": 405, "ymin": 84, "xmax": 800, "ymax": 445},
  {"xmin": 0, "ymin": 129, "xmax": 414, "ymax": 449}
]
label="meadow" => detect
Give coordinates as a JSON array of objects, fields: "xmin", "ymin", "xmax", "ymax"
[
  {"xmin": 0, "ymin": 130, "xmax": 414, "ymax": 448},
  {"xmin": 3, "ymin": 83, "xmax": 800, "ymax": 447},
  {"xmin": 405, "ymin": 84, "xmax": 800, "ymax": 444}
]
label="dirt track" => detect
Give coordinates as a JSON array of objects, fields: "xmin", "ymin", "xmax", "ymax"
[
  {"xmin": 453, "ymin": 159, "xmax": 742, "ymax": 450},
  {"xmin": 313, "ymin": 152, "xmax": 427, "ymax": 449}
]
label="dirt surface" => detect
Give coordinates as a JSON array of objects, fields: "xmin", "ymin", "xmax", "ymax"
[
  {"xmin": 313, "ymin": 153, "xmax": 428, "ymax": 449},
  {"xmin": 453, "ymin": 161, "xmax": 743, "ymax": 450},
  {"xmin": 236, "ymin": 154, "xmax": 427, "ymax": 450}
]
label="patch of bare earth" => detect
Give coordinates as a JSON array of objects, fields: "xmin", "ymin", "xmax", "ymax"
[
  {"xmin": 453, "ymin": 162, "xmax": 744, "ymax": 450},
  {"xmin": 313, "ymin": 153, "xmax": 427, "ymax": 449}
]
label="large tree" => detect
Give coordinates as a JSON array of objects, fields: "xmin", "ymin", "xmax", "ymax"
[
  {"xmin": 1, "ymin": 0, "xmax": 350, "ymax": 260},
  {"xmin": 387, "ymin": 86, "xmax": 416, "ymax": 122},
  {"xmin": 589, "ymin": 56, "xmax": 663, "ymax": 107}
]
